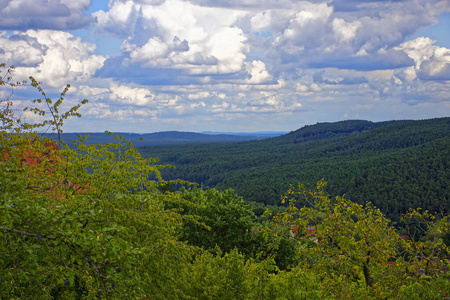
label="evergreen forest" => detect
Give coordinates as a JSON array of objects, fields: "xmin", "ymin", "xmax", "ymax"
[
  {"xmin": 1, "ymin": 63, "xmax": 450, "ymax": 299},
  {"xmin": 138, "ymin": 118, "xmax": 450, "ymax": 223}
]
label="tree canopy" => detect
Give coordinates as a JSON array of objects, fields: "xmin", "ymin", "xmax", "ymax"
[{"xmin": 0, "ymin": 64, "xmax": 195, "ymax": 298}]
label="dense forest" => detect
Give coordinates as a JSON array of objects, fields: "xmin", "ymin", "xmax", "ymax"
[
  {"xmin": 2, "ymin": 64, "xmax": 450, "ymax": 299},
  {"xmin": 138, "ymin": 118, "xmax": 450, "ymax": 223}
]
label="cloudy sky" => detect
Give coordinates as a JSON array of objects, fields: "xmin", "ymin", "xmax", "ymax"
[{"xmin": 1, "ymin": 0, "xmax": 449, "ymax": 133}]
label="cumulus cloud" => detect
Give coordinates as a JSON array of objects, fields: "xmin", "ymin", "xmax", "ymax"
[
  {"xmin": 188, "ymin": 0, "xmax": 295, "ymax": 9},
  {"xmin": 397, "ymin": 37, "xmax": 450, "ymax": 80},
  {"xmin": 246, "ymin": 0, "xmax": 449, "ymax": 75},
  {"xmin": 206, "ymin": 27, "xmax": 247, "ymax": 73},
  {"xmin": 313, "ymin": 71, "xmax": 368, "ymax": 85},
  {"xmin": 95, "ymin": 0, "xmax": 449, "ymax": 83},
  {"xmin": 93, "ymin": 1, "xmax": 140, "ymax": 38},
  {"xmin": 0, "ymin": 30, "xmax": 106, "ymax": 88},
  {"xmin": 0, "ymin": 0, "xmax": 93, "ymax": 30},
  {"xmin": 277, "ymin": 2, "xmax": 333, "ymax": 47},
  {"xmin": 2, "ymin": 0, "xmax": 450, "ymax": 132},
  {"xmin": 0, "ymin": 34, "xmax": 44, "ymax": 66},
  {"xmin": 250, "ymin": 11, "xmax": 273, "ymax": 32},
  {"xmin": 246, "ymin": 60, "xmax": 271, "ymax": 83},
  {"xmin": 77, "ymin": 0, "xmax": 450, "ymax": 130},
  {"xmin": 332, "ymin": 18, "xmax": 361, "ymax": 43},
  {"xmin": 96, "ymin": 0, "xmax": 249, "ymax": 75},
  {"xmin": 109, "ymin": 82, "xmax": 155, "ymax": 106},
  {"xmin": 86, "ymin": 102, "xmax": 158, "ymax": 121}
]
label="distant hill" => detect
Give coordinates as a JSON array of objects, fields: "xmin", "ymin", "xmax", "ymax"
[
  {"xmin": 202, "ymin": 131, "xmax": 288, "ymax": 138},
  {"xmin": 138, "ymin": 118, "xmax": 450, "ymax": 223},
  {"xmin": 42, "ymin": 131, "xmax": 279, "ymax": 147}
]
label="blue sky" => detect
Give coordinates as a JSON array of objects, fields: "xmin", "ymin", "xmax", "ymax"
[{"xmin": 0, "ymin": 0, "xmax": 449, "ymax": 133}]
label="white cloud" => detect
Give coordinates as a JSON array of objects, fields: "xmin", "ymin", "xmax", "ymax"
[
  {"xmin": 0, "ymin": 0, "xmax": 93, "ymax": 30},
  {"xmin": 251, "ymin": 11, "xmax": 272, "ymax": 31},
  {"xmin": 97, "ymin": 0, "xmax": 250, "ymax": 75},
  {"xmin": 60, "ymin": 0, "xmax": 90, "ymax": 11},
  {"xmin": 3, "ymin": 0, "xmax": 450, "ymax": 132},
  {"xmin": 280, "ymin": 3, "xmax": 333, "ymax": 40},
  {"xmin": 109, "ymin": 82, "xmax": 155, "ymax": 106},
  {"xmin": 246, "ymin": 60, "xmax": 271, "ymax": 83},
  {"xmin": 88, "ymin": 0, "xmax": 450, "ymax": 131},
  {"xmin": 397, "ymin": 37, "xmax": 450, "ymax": 80},
  {"xmin": 355, "ymin": 47, "xmax": 369, "ymax": 57},
  {"xmin": 206, "ymin": 27, "xmax": 247, "ymax": 73},
  {"xmin": 189, "ymin": 0, "xmax": 295, "ymax": 9},
  {"xmin": 93, "ymin": 1, "xmax": 139, "ymax": 38},
  {"xmin": 187, "ymin": 91, "xmax": 210, "ymax": 100},
  {"xmin": 140, "ymin": 0, "xmax": 208, "ymax": 42},
  {"xmin": 397, "ymin": 37, "xmax": 436, "ymax": 67},
  {"xmin": 90, "ymin": 105, "xmax": 157, "ymax": 121},
  {"xmin": 332, "ymin": 18, "xmax": 361, "ymax": 43},
  {"xmin": 77, "ymin": 86, "xmax": 110, "ymax": 98},
  {"xmin": 128, "ymin": 37, "xmax": 169, "ymax": 64},
  {"xmin": 295, "ymin": 83, "xmax": 309, "ymax": 93},
  {"xmin": 0, "ymin": 30, "xmax": 106, "ymax": 88},
  {"xmin": 0, "ymin": 34, "xmax": 43, "ymax": 65}
]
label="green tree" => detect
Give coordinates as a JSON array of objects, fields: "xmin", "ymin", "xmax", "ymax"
[
  {"xmin": 271, "ymin": 180, "xmax": 450, "ymax": 298},
  {"xmin": 400, "ymin": 209, "xmax": 450, "ymax": 277},
  {"xmin": 186, "ymin": 249, "xmax": 248, "ymax": 300},
  {"xmin": 176, "ymin": 187, "xmax": 257, "ymax": 255},
  {"xmin": 274, "ymin": 180, "xmax": 401, "ymax": 298},
  {"xmin": 0, "ymin": 64, "xmax": 195, "ymax": 299}
]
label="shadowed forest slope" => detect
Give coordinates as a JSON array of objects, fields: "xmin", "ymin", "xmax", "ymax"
[{"xmin": 139, "ymin": 118, "xmax": 450, "ymax": 222}]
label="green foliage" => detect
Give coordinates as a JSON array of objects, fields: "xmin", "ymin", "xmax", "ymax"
[
  {"xmin": 399, "ymin": 273, "xmax": 450, "ymax": 299},
  {"xmin": 248, "ymin": 201, "xmax": 287, "ymax": 223},
  {"xmin": 173, "ymin": 188, "xmax": 299, "ymax": 268},
  {"xmin": 140, "ymin": 118, "xmax": 449, "ymax": 222},
  {"xmin": 259, "ymin": 267, "xmax": 322, "ymax": 300},
  {"xmin": 271, "ymin": 180, "xmax": 450, "ymax": 299},
  {"xmin": 400, "ymin": 208, "xmax": 450, "ymax": 279},
  {"xmin": 187, "ymin": 249, "xmax": 323, "ymax": 300},
  {"xmin": 0, "ymin": 64, "xmax": 195, "ymax": 299},
  {"xmin": 175, "ymin": 187, "xmax": 257, "ymax": 256},
  {"xmin": 186, "ymin": 249, "xmax": 248, "ymax": 300}
]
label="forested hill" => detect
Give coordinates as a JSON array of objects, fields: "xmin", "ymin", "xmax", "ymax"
[
  {"xmin": 43, "ymin": 131, "xmax": 272, "ymax": 147},
  {"xmin": 272, "ymin": 119, "xmax": 400, "ymax": 144},
  {"xmin": 139, "ymin": 118, "xmax": 450, "ymax": 222}
]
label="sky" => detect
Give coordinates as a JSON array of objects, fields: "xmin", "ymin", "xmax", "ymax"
[{"xmin": 0, "ymin": 0, "xmax": 449, "ymax": 133}]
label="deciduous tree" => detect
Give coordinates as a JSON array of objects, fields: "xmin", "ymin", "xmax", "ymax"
[{"xmin": 0, "ymin": 63, "xmax": 194, "ymax": 299}]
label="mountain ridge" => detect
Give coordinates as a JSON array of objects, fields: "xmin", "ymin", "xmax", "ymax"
[
  {"xmin": 42, "ymin": 130, "xmax": 276, "ymax": 147},
  {"xmin": 138, "ymin": 117, "xmax": 450, "ymax": 222}
]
